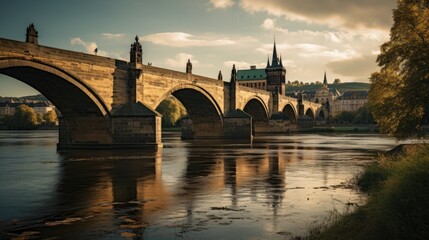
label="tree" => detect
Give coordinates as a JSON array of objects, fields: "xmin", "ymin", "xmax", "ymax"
[
  {"xmin": 333, "ymin": 78, "xmax": 341, "ymax": 84},
  {"xmin": 353, "ymin": 105, "xmax": 374, "ymax": 124},
  {"xmin": 36, "ymin": 112, "xmax": 43, "ymax": 124},
  {"xmin": 44, "ymin": 110, "xmax": 57, "ymax": 125},
  {"xmin": 9, "ymin": 104, "xmax": 38, "ymax": 129},
  {"xmin": 369, "ymin": 0, "xmax": 429, "ymax": 139},
  {"xmin": 332, "ymin": 111, "xmax": 355, "ymax": 124},
  {"xmin": 156, "ymin": 96, "xmax": 187, "ymax": 127}
]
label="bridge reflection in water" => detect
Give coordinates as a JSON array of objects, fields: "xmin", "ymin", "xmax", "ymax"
[{"xmin": 0, "ymin": 131, "xmax": 390, "ymax": 239}]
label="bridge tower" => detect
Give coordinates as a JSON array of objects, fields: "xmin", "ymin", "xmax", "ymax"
[{"xmin": 265, "ymin": 38, "xmax": 286, "ymax": 95}]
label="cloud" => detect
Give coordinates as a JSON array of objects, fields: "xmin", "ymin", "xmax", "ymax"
[
  {"xmin": 239, "ymin": 0, "xmax": 396, "ymax": 31},
  {"xmin": 223, "ymin": 60, "xmax": 266, "ymax": 70},
  {"xmin": 101, "ymin": 33, "xmax": 125, "ymax": 39},
  {"xmin": 326, "ymin": 55, "xmax": 379, "ymax": 80},
  {"xmin": 166, "ymin": 53, "xmax": 199, "ymax": 68},
  {"xmin": 70, "ymin": 37, "xmax": 108, "ymax": 56},
  {"xmin": 261, "ymin": 18, "xmax": 288, "ymax": 33},
  {"xmin": 209, "ymin": 0, "xmax": 234, "ymax": 9},
  {"xmin": 142, "ymin": 32, "xmax": 256, "ymax": 48}
]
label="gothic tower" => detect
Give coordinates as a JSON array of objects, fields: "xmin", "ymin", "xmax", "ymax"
[
  {"xmin": 25, "ymin": 23, "xmax": 38, "ymax": 45},
  {"xmin": 265, "ymin": 39, "xmax": 286, "ymax": 94},
  {"xmin": 130, "ymin": 35, "xmax": 142, "ymax": 65}
]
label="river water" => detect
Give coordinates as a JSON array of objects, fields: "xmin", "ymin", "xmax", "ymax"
[{"xmin": 0, "ymin": 130, "xmax": 413, "ymax": 239}]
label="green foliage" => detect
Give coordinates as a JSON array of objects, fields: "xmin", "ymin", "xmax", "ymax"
[
  {"xmin": 36, "ymin": 112, "xmax": 43, "ymax": 124},
  {"xmin": 369, "ymin": 0, "xmax": 429, "ymax": 140},
  {"xmin": 9, "ymin": 104, "xmax": 38, "ymax": 130},
  {"xmin": 308, "ymin": 145, "xmax": 429, "ymax": 240},
  {"xmin": 353, "ymin": 106, "xmax": 374, "ymax": 124},
  {"xmin": 331, "ymin": 111, "xmax": 355, "ymax": 124},
  {"xmin": 156, "ymin": 96, "xmax": 187, "ymax": 127},
  {"xmin": 356, "ymin": 161, "xmax": 390, "ymax": 191},
  {"xmin": 43, "ymin": 110, "xmax": 57, "ymax": 125}
]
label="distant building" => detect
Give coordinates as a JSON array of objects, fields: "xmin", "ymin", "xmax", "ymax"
[
  {"xmin": 0, "ymin": 102, "xmax": 19, "ymax": 116},
  {"xmin": 0, "ymin": 101, "xmax": 55, "ymax": 117},
  {"xmin": 27, "ymin": 101, "xmax": 55, "ymax": 115},
  {"xmin": 314, "ymin": 71, "xmax": 340, "ymax": 105},
  {"xmin": 237, "ymin": 39, "xmax": 286, "ymax": 94},
  {"xmin": 331, "ymin": 90, "xmax": 368, "ymax": 116},
  {"xmin": 237, "ymin": 66, "xmax": 267, "ymax": 90}
]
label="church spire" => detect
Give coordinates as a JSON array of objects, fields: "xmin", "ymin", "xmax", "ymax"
[
  {"xmin": 323, "ymin": 70, "xmax": 328, "ymax": 86},
  {"xmin": 231, "ymin": 64, "xmax": 237, "ymax": 82},
  {"xmin": 279, "ymin": 54, "xmax": 283, "ymax": 67},
  {"xmin": 218, "ymin": 70, "xmax": 223, "ymax": 81},
  {"xmin": 271, "ymin": 37, "xmax": 279, "ymax": 67},
  {"xmin": 266, "ymin": 55, "xmax": 270, "ymax": 68}
]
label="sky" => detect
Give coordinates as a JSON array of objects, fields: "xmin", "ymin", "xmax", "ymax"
[{"xmin": 0, "ymin": 0, "xmax": 397, "ymax": 97}]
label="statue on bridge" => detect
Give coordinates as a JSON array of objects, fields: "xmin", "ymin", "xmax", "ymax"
[{"xmin": 186, "ymin": 59, "xmax": 192, "ymax": 74}]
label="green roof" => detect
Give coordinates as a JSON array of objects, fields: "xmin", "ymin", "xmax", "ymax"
[{"xmin": 237, "ymin": 69, "xmax": 266, "ymax": 81}]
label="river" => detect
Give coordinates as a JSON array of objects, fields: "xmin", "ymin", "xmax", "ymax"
[{"xmin": 0, "ymin": 130, "xmax": 413, "ymax": 239}]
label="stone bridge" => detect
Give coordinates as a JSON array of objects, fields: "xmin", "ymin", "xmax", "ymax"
[{"xmin": 0, "ymin": 26, "xmax": 323, "ymax": 149}]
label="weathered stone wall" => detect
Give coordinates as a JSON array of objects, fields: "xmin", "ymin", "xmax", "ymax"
[
  {"xmin": 223, "ymin": 117, "xmax": 252, "ymax": 139},
  {"xmin": 141, "ymin": 65, "xmax": 225, "ymax": 113},
  {"xmin": 58, "ymin": 116, "xmax": 112, "ymax": 144},
  {"xmin": 111, "ymin": 116, "xmax": 161, "ymax": 144},
  {"xmin": 237, "ymin": 85, "xmax": 272, "ymax": 117},
  {"xmin": 0, "ymin": 38, "xmax": 124, "ymax": 111}
]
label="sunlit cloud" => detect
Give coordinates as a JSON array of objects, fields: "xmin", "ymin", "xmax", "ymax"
[
  {"xmin": 223, "ymin": 60, "xmax": 266, "ymax": 70},
  {"xmin": 166, "ymin": 53, "xmax": 199, "ymax": 68},
  {"xmin": 239, "ymin": 0, "xmax": 395, "ymax": 31},
  {"xmin": 142, "ymin": 32, "xmax": 236, "ymax": 47},
  {"xmin": 261, "ymin": 18, "xmax": 288, "ymax": 33},
  {"xmin": 70, "ymin": 37, "xmax": 108, "ymax": 56},
  {"xmin": 101, "ymin": 33, "xmax": 125, "ymax": 39},
  {"xmin": 209, "ymin": 0, "xmax": 234, "ymax": 9},
  {"xmin": 142, "ymin": 32, "xmax": 257, "ymax": 48}
]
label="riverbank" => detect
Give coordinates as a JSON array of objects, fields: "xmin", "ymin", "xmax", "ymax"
[{"xmin": 304, "ymin": 144, "xmax": 429, "ymax": 240}]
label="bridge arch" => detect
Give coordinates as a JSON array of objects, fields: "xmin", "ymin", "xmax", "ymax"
[
  {"xmin": 0, "ymin": 58, "xmax": 110, "ymax": 116},
  {"xmin": 156, "ymin": 84, "xmax": 223, "ymax": 138},
  {"xmin": 0, "ymin": 57, "xmax": 112, "ymax": 144},
  {"xmin": 281, "ymin": 103, "xmax": 297, "ymax": 122},
  {"xmin": 243, "ymin": 97, "xmax": 269, "ymax": 133},
  {"xmin": 316, "ymin": 108, "xmax": 328, "ymax": 121},
  {"xmin": 305, "ymin": 108, "xmax": 315, "ymax": 120}
]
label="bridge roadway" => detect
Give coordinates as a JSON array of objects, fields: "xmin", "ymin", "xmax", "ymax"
[{"xmin": 0, "ymin": 30, "xmax": 323, "ymax": 149}]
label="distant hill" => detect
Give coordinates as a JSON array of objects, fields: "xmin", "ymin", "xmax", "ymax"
[
  {"xmin": 19, "ymin": 94, "xmax": 48, "ymax": 102},
  {"xmin": 0, "ymin": 94, "xmax": 49, "ymax": 102},
  {"xmin": 286, "ymin": 82, "xmax": 370, "ymax": 93}
]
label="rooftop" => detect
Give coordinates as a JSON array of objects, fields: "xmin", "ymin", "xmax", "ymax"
[{"xmin": 237, "ymin": 68, "xmax": 267, "ymax": 81}]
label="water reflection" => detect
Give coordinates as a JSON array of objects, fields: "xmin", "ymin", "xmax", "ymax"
[{"xmin": 0, "ymin": 131, "xmax": 418, "ymax": 239}]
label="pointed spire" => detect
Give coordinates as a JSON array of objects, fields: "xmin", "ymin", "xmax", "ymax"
[
  {"xmin": 323, "ymin": 70, "xmax": 328, "ymax": 86},
  {"xmin": 266, "ymin": 55, "xmax": 270, "ymax": 68},
  {"xmin": 279, "ymin": 54, "xmax": 283, "ymax": 67},
  {"xmin": 218, "ymin": 70, "xmax": 223, "ymax": 81},
  {"xmin": 231, "ymin": 64, "xmax": 237, "ymax": 82},
  {"xmin": 272, "ymin": 36, "xmax": 279, "ymax": 67}
]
